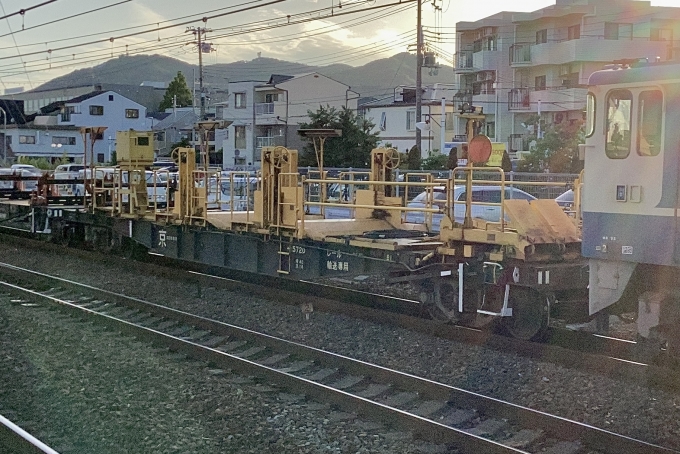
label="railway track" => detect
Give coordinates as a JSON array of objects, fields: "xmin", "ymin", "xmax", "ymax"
[
  {"xmin": 0, "ymin": 232, "xmax": 678, "ymax": 396},
  {"xmin": 0, "ymin": 263, "xmax": 675, "ymax": 454},
  {"xmin": 0, "ymin": 414, "xmax": 59, "ymax": 454}
]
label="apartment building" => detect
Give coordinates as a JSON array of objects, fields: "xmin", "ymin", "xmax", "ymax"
[
  {"xmin": 216, "ymin": 72, "xmax": 358, "ymax": 169},
  {"xmin": 455, "ymin": 0, "xmax": 680, "ymax": 155}
]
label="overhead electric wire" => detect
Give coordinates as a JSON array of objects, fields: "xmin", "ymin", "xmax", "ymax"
[
  {"xmin": 0, "ymin": 1, "xmax": 416, "ymax": 78},
  {"xmin": 0, "ymin": 0, "xmax": 57, "ymax": 21},
  {"xmin": 0, "ymin": 0, "xmax": 133, "ymax": 40},
  {"xmin": 209, "ymin": 4, "xmax": 414, "ymax": 46},
  {"xmin": 0, "ymin": 0, "xmax": 288, "ymax": 62},
  {"xmin": 203, "ymin": 1, "xmax": 414, "ymax": 48},
  {"xmin": 0, "ymin": 0, "xmax": 292, "ymax": 51},
  {"xmin": 0, "ymin": 0, "xmax": 32, "ymax": 89}
]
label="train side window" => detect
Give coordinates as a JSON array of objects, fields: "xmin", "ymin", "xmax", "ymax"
[
  {"xmin": 637, "ymin": 90, "xmax": 662, "ymax": 156},
  {"xmin": 585, "ymin": 92, "xmax": 595, "ymax": 138},
  {"xmin": 605, "ymin": 89, "xmax": 632, "ymax": 159}
]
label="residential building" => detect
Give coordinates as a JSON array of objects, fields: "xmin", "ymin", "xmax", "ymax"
[
  {"xmin": 454, "ymin": 0, "xmax": 680, "ymax": 156},
  {"xmin": 151, "ymin": 109, "xmax": 199, "ymax": 158},
  {"xmin": 216, "ymin": 72, "xmax": 359, "ymax": 169},
  {"xmin": 3, "ymin": 124, "xmax": 83, "ymax": 162},
  {"xmin": 3, "ymin": 90, "xmax": 147, "ymax": 163},
  {"xmin": 360, "ymin": 84, "xmax": 456, "ymax": 157},
  {"xmin": 7, "ymin": 83, "xmax": 166, "ymax": 115}
]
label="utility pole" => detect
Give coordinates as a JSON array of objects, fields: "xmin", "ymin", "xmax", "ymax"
[
  {"xmin": 186, "ymin": 26, "xmax": 212, "ymax": 121},
  {"xmin": 415, "ymin": 0, "xmax": 423, "ymax": 155}
]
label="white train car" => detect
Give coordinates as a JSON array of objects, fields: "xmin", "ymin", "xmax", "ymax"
[{"xmin": 583, "ymin": 61, "xmax": 680, "ymax": 350}]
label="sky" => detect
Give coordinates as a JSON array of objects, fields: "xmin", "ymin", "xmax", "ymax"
[{"xmin": 0, "ymin": 0, "xmax": 677, "ymax": 92}]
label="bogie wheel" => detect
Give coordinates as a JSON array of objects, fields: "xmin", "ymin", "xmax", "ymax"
[
  {"xmin": 503, "ymin": 287, "xmax": 551, "ymax": 341},
  {"xmin": 418, "ymin": 278, "xmax": 473, "ymax": 324},
  {"xmin": 120, "ymin": 237, "xmax": 148, "ymax": 261},
  {"xmin": 55, "ymin": 224, "xmax": 73, "ymax": 246}
]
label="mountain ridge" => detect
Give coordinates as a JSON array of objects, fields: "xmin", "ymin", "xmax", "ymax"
[{"xmin": 33, "ymin": 52, "xmax": 454, "ymax": 100}]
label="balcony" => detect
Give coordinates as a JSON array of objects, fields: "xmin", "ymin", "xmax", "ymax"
[
  {"xmin": 454, "ymin": 50, "xmax": 474, "ymax": 73},
  {"xmin": 530, "ymin": 87, "xmax": 585, "ymax": 112},
  {"xmin": 256, "ymin": 136, "xmax": 283, "ymax": 150},
  {"xmin": 255, "ymin": 102, "xmax": 274, "ymax": 115},
  {"xmin": 529, "ymin": 36, "xmax": 671, "ymax": 66},
  {"xmin": 507, "ymin": 86, "xmax": 586, "ymax": 112},
  {"xmin": 508, "ymin": 88, "xmax": 531, "ymax": 111},
  {"xmin": 453, "ymin": 90, "xmax": 473, "ymax": 111},
  {"xmin": 254, "ymin": 101, "xmax": 287, "ymax": 125},
  {"xmin": 509, "ymin": 43, "xmax": 531, "ymax": 66}
]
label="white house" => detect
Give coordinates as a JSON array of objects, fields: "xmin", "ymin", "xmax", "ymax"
[
  {"xmin": 216, "ymin": 73, "xmax": 359, "ymax": 169},
  {"xmin": 4, "ymin": 124, "xmax": 84, "ymax": 163},
  {"xmin": 360, "ymin": 84, "xmax": 456, "ymax": 158},
  {"xmin": 4, "ymin": 90, "xmax": 149, "ymax": 163}
]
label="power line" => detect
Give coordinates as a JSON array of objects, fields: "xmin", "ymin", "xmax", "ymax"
[
  {"xmin": 0, "ymin": 0, "xmax": 31, "ymax": 89},
  {"xmin": 0, "ymin": 0, "xmax": 132, "ymax": 40},
  {"xmin": 0, "ymin": 0, "xmax": 57, "ymax": 21},
  {"xmin": 0, "ymin": 2, "xmax": 417, "ymax": 79},
  {"xmin": 0, "ymin": 0, "xmax": 288, "ymax": 62}
]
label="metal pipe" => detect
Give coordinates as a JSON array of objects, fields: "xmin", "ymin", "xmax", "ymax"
[
  {"xmin": 415, "ymin": 0, "xmax": 422, "ymax": 154},
  {"xmin": 440, "ymin": 97, "xmax": 446, "ymax": 154},
  {"xmin": 0, "ymin": 107, "xmax": 6, "ymax": 162}
]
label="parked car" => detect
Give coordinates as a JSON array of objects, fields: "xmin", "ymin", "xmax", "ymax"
[
  {"xmin": 0, "ymin": 167, "xmax": 39, "ymax": 197},
  {"xmin": 11, "ymin": 164, "xmax": 42, "ymax": 176},
  {"xmin": 404, "ymin": 185, "xmax": 536, "ymax": 230},
  {"xmin": 555, "ymin": 189, "xmax": 574, "ymax": 208}
]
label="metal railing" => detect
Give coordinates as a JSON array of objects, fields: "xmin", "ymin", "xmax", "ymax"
[
  {"xmin": 509, "ymin": 43, "xmax": 531, "ymax": 64},
  {"xmin": 255, "ymin": 102, "xmax": 274, "ymax": 115},
  {"xmin": 256, "ymin": 136, "xmax": 281, "ymax": 149},
  {"xmin": 455, "ymin": 50, "xmax": 474, "ymax": 69},
  {"xmin": 508, "ymin": 88, "xmax": 531, "ymax": 110}
]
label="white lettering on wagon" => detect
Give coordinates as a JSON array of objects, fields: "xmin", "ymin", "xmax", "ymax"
[{"xmin": 158, "ymin": 230, "xmax": 177, "ymax": 248}]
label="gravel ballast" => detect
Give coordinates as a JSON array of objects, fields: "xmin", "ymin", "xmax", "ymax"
[
  {"xmin": 1, "ymin": 241, "xmax": 680, "ymax": 451},
  {"xmin": 0, "ymin": 293, "xmax": 445, "ymax": 453}
]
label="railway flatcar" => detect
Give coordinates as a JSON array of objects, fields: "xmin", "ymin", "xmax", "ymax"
[
  {"xmin": 584, "ymin": 60, "xmax": 680, "ymax": 351},
  {"xmin": 0, "ymin": 127, "xmax": 589, "ymax": 342}
]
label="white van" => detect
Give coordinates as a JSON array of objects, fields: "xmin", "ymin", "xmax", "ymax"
[
  {"xmin": 54, "ymin": 164, "xmax": 85, "ymax": 179},
  {"xmin": 53, "ymin": 164, "xmax": 85, "ymax": 196}
]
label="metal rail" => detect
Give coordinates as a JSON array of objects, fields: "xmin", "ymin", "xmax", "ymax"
[
  {"xmin": 0, "ymin": 263, "xmax": 675, "ymax": 454},
  {"xmin": 0, "ymin": 414, "xmax": 59, "ymax": 454},
  {"xmin": 0, "ymin": 233, "xmax": 677, "ymax": 396}
]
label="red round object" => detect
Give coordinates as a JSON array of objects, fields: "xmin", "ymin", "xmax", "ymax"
[{"xmin": 468, "ymin": 135, "xmax": 492, "ymax": 163}]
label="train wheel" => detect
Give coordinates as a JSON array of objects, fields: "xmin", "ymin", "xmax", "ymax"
[
  {"xmin": 54, "ymin": 223, "xmax": 74, "ymax": 246},
  {"xmin": 503, "ymin": 287, "xmax": 551, "ymax": 341},
  {"xmin": 93, "ymin": 228, "xmax": 114, "ymax": 254},
  {"xmin": 418, "ymin": 279, "xmax": 471, "ymax": 324}
]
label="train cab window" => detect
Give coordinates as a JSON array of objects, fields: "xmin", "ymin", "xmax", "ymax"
[
  {"xmin": 637, "ymin": 90, "xmax": 662, "ymax": 156},
  {"xmin": 585, "ymin": 93, "xmax": 595, "ymax": 137},
  {"xmin": 605, "ymin": 90, "xmax": 632, "ymax": 159}
]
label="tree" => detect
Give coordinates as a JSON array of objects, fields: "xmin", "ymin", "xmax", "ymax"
[
  {"xmin": 406, "ymin": 145, "xmax": 421, "ymax": 170},
  {"xmin": 421, "ymin": 152, "xmax": 448, "ymax": 170},
  {"xmin": 159, "ymin": 71, "xmax": 192, "ymax": 112},
  {"xmin": 517, "ymin": 115, "xmax": 585, "ymax": 173},
  {"xmin": 298, "ymin": 105, "xmax": 380, "ymax": 168}
]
